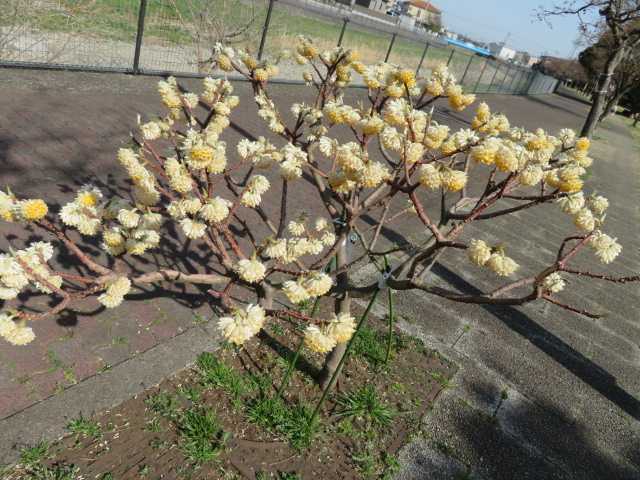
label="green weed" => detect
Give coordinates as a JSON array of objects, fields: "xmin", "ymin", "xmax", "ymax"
[
  {"xmin": 336, "ymin": 385, "xmax": 394, "ymax": 428},
  {"xmin": 196, "ymin": 352, "xmax": 252, "ymax": 399},
  {"xmin": 247, "ymin": 397, "xmax": 316, "ymax": 450},
  {"xmin": 177, "ymin": 408, "xmax": 228, "ymax": 464},
  {"xmin": 145, "ymin": 391, "xmax": 180, "ymax": 421},
  {"xmin": 19, "ymin": 442, "xmax": 50, "ymax": 466},
  {"xmin": 23, "ymin": 462, "xmax": 80, "ymax": 480},
  {"xmin": 66, "ymin": 415, "xmax": 102, "ymax": 439},
  {"xmin": 352, "ymin": 326, "xmax": 407, "ymax": 369}
]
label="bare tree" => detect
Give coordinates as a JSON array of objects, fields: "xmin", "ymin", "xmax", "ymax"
[
  {"xmin": 539, "ymin": 0, "xmax": 640, "ymax": 138},
  {"xmin": 579, "ymin": 29, "xmax": 640, "ymax": 121},
  {"xmin": 167, "ymin": 0, "xmax": 262, "ymax": 72}
]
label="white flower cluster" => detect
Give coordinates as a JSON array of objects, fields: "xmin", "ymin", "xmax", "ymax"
[
  {"xmin": 262, "ymin": 216, "xmax": 335, "ymax": 264},
  {"xmin": 467, "ymin": 239, "xmax": 519, "ymax": 277},
  {"xmin": 542, "ymin": 272, "xmax": 565, "ymax": 293},
  {"xmin": 102, "ymin": 208, "xmax": 162, "ymax": 256},
  {"xmin": 241, "ymin": 175, "xmax": 270, "ymax": 208},
  {"xmin": 97, "ymin": 276, "xmax": 132, "ymax": 308},
  {"xmin": 0, "ymin": 313, "xmax": 35, "ymax": 346},
  {"xmin": 59, "ymin": 184, "xmax": 105, "ymax": 236},
  {"xmin": 237, "ymin": 137, "xmax": 283, "ymax": 169},
  {"xmin": 282, "ymin": 271, "xmax": 333, "ymax": 304},
  {"xmin": 557, "ymin": 190, "xmax": 610, "ymax": 234},
  {"xmin": 255, "ymin": 92, "xmax": 285, "ymax": 134},
  {"xmin": 588, "ymin": 230, "xmax": 622, "ymax": 264},
  {"xmin": 0, "ymin": 242, "xmax": 61, "ymax": 300},
  {"xmin": 182, "ymin": 128, "xmax": 227, "ymax": 174},
  {"xmin": 117, "ymin": 148, "xmax": 160, "ymax": 206},
  {"xmin": 235, "ymin": 258, "xmax": 267, "ymax": 284},
  {"xmin": 167, "ymin": 196, "xmax": 232, "ymax": 240},
  {"xmin": 218, "ymin": 304, "xmax": 266, "ymax": 345},
  {"xmin": 304, "ymin": 312, "xmax": 356, "ymax": 354},
  {"xmin": 323, "ymin": 141, "xmax": 390, "ymax": 193}
]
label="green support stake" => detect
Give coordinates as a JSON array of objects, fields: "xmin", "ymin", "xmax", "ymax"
[
  {"xmin": 385, "ymin": 33, "xmax": 397, "ymax": 62},
  {"xmin": 415, "ymin": 42, "xmax": 430, "ymax": 75}
]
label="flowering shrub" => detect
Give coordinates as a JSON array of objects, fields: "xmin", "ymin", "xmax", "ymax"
[{"xmin": 0, "ymin": 37, "xmax": 637, "ymax": 389}]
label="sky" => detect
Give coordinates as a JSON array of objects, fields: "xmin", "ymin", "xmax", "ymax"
[{"xmin": 435, "ymin": 0, "xmax": 593, "ymax": 58}]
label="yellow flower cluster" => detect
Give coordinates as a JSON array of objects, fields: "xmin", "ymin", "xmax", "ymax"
[
  {"xmin": 101, "ymin": 209, "xmax": 161, "ymax": 256},
  {"xmin": 262, "ymin": 216, "xmax": 335, "ymax": 265},
  {"xmin": 0, "ymin": 242, "xmax": 61, "ymax": 301},
  {"xmin": 468, "ymin": 240, "xmax": 519, "ymax": 276},
  {"xmin": 418, "ymin": 164, "xmax": 467, "ymax": 192},
  {"xmin": 218, "ymin": 304, "xmax": 266, "ymax": 345},
  {"xmin": 282, "ymin": 271, "xmax": 333, "ymax": 304},
  {"xmin": 304, "ymin": 313, "xmax": 356, "ymax": 354},
  {"xmin": 98, "ymin": 276, "xmax": 132, "ymax": 308},
  {"xmin": 0, "ymin": 313, "xmax": 35, "ymax": 346}
]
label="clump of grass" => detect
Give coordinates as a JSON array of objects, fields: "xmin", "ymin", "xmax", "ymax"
[
  {"xmin": 247, "ymin": 396, "xmax": 316, "ymax": 450},
  {"xmin": 177, "ymin": 408, "xmax": 228, "ymax": 464},
  {"xmin": 352, "ymin": 326, "xmax": 407, "ymax": 369},
  {"xmin": 23, "ymin": 462, "xmax": 80, "ymax": 480},
  {"xmin": 336, "ymin": 385, "xmax": 394, "ymax": 428},
  {"xmin": 66, "ymin": 415, "xmax": 102, "ymax": 439},
  {"xmin": 145, "ymin": 391, "xmax": 180, "ymax": 421},
  {"xmin": 196, "ymin": 352, "xmax": 252, "ymax": 399},
  {"xmin": 19, "ymin": 441, "xmax": 50, "ymax": 466}
]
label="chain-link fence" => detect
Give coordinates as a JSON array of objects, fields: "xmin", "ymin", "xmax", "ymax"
[{"xmin": 0, "ymin": 0, "xmax": 558, "ymax": 94}]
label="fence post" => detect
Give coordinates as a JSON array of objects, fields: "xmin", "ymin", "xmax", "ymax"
[
  {"xmin": 384, "ymin": 33, "xmax": 397, "ymax": 62},
  {"xmin": 506, "ymin": 68, "xmax": 518, "ymax": 93},
  {"xmin": 473, "ymin": 57, "xmax": 488, "ymax": 92},
  {"xmin": 415, "ymin": 42, "xmax": 430, "ymax": 75},
  {"xmin": 132, "ymin": 0, "xmax": 148, "ymax": 74},
  {"xmin": 446, "ymin": 49, "xmax": 455, "ymax": 66},
  {"xmin": 258, "ymin": 0, "xmax": 277, "ymax": 61},
  {"xmin": 459, "ymin": 55, "xmax": 473, "ymax": 85},
  {"xmin": 498, "ymin": 65, "xmax": 511, "ymax": 92},
  {"xmin": 337, "ymin": 17, "xmax": 349, "ymax": 47},
  {"xmin": 487, "ymin": 63, "xmax": 500, "ymax": 92}
]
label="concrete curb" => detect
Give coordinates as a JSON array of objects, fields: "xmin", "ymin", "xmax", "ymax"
[{"xmin": 0, "ymin": 322, "xmax": 221, "ymax": 466}]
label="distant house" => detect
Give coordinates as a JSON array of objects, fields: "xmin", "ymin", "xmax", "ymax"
[
  {"xmin": 406, "ymin": 0, "xmax": 442, "ymax": 28},
  {"xmin": 488, "ymin": 42, "xmax": 516, "ymax": 61}
]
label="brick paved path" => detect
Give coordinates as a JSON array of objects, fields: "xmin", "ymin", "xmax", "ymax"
[{"xmin": 0, "ymin": 69, "xmax": 638, "ymax": 477}]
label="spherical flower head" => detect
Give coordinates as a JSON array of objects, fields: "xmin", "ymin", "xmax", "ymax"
[
  {"xmin": 218, "ymin": 304, "xmax": 266, "ymax": 345},
  {"xmin": 425, "ymin": 79, "xmax": 444, "ymax": 97},
  {"xmin": 474, "ymin": 102, "xmax": 490, "ymax": 124},
  {"xmin": 486, "ymin": 252, "xmax": 519, "ymax": 277},
  {"xmin": 574, "ymin": 137, "xmax": 590, "ymax": 152},
  {"xmin": 326, "ymin": 313, "xmax": 356, "ymax": 344},
  {"xmin": 441, "ymin": 168, "xmax": 467, "ymax": 192},
  {"xmin": 180, "ymin": 218, "xmax": 207, "ymax": 239},
  {"xmin": 557, "ymin": 192, "xmax": 584, "ymax": 214},
  {"xmin": 302, "ymin": 272, "xmax": 333, "ymax": 297},
  {"xmin": 200, "ymin": 197, "xmax": 231, "ymax": 223},
  {"xmin": 587, "ymin": 195, "xmax": 609, "ymax": 215},
  {"xmin": 75, "ymin": 185, "xmax": 103, "ymax": 208},
  {"xmin": 495, "ymin": 145, "xmax": 518, "ymax": 173},
  {"xmin": 247, "ymin": 175, "xmax": 270, "ymax": 195},
  {"xmin": 217, "ymin": 54, "xmax": 233, "ymax": 72},
  {"xmin": 321, "ymin": 230, "xmax": 336, "ymax": 247},
  {"xmin": 380, "ymin": 127, "xmax": 402, "ymax": 152},
  {"xmin": 360, "ymin": 115, "xmax": 385, "ymax": 136},
  {"xmin": 405, "ymin": 142, "xmax": 425, "ymax": 165},
  {"xmin": 117, "ymin": 209, "xmax": 140, "ymax": 229},
  {"xmin": 181, "ymin": 198, "xmax": 202, "ymax": 216},
  {"xmin": 542, "ymin": 272, "xmax": 565, "ymax": 293},
  {"xmin": 103, "ymin": 228, "xmax": 125, "ymax": 248},
  {"xmin": 0, "ymin": 314, "xmax": 35, "ymax": 346},
  {"xmin": 235, "ymin": 258, "xmax": 266, "ymax": 284},
  {"xmin": 396, "ymin": 69, "xmax": 416, "ymax": 88},
  {"xmin": 288, "ymin": 220, "xmax": 306, "ymax": 236},
  {"xmin": 304, "ymin": 325, "xmax": 336, "ymax": 354},
  {"xmin": 188, "ymin": 145, "xmax": 214, "ymax": 169},
  {"xmin": 282, "ymin": 280, "xmax": 310, "ymax": 304},
  {"xmin": 470, "ymin": 140, "xmax": 499, "ymax": 165},
  {"xmin": 385, "ymin": 84, "xmax": 404, "ymax": 98},
  {"xmin": 20, "ymin": 199, "xmax": 48, "ymax": 221},
  {"xmin": 360, "ymin": 162, "xmax": 390, "ymax": 188},
  {"xmin": 588, "ymin": 230, "xmax": 622, "ymax": 264},
  {"xmin": 254, "ymin": 68, "xmax": 269, "ymax": 82},
  {"xmin": 98, "ymin": 276, "xmax": 132, "ymax": 308},
  {"xmin": 419, "ymin": 164, "xmax": 442, "ymax": 190},
  {"xmin": 518, "ymin": 164, "xmax": 543, "ymax": 186},
  {"xmin": 468, "ymin": 239, "xmax": 491, "ymax": 266},
  {"xmin": 141, "ymin": 121, "xmax": 162, "ymax": 140},
  {"xmin": 263, "ymin": 237, "xmax": 287, "ymax": 260},
  {"xmin": 574, "ymin": 208, "xmax": 595, "ymax": 232}
]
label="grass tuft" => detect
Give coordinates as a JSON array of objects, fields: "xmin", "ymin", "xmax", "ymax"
[
  {"xmin": 336, "ymin": 385, "xmax": 394, "ymax": 428},
  {"xmin": 247, "ymin": 396, "xmax": 316, "ymax": 450},
  {"xmin": 145, "ymin": 391, "xmax": 180, "ymax": 421},
  {"xmin": 177, "ymin": 408, "xmax": 228, "ymax": 464},
  {"xmin": 66, "ymin": 415, "xmax": 102, "ymax": 439},
  {"xmin": 19, "ymin": 441, "xmax": 50, "ymax": 466},
  {"xmin": 196, "ymin": 352, "xmax": 252, "ymax": 399}
]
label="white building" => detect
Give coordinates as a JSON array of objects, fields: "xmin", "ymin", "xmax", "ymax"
[{"xmin": 488, "ymin": 42, "xmax": 516, "ymax": 61}]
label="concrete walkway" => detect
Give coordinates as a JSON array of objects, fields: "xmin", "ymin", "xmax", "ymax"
[{"xmin": 0, "ymin": 69, "xmax": 638, "ymax": 477}]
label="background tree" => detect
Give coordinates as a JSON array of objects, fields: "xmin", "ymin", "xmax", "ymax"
[
  {"xmin": 540, "ymin": 0, "xmax": 640, "ymax": 138},
  {"xmin": 579, "ymin": 27, "xmax": 640, "ymax": 121}
]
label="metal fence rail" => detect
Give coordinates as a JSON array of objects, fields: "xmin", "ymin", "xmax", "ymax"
[{"xmin": 0, "ymin": 0, "xmax": 558, "ymax": 94}]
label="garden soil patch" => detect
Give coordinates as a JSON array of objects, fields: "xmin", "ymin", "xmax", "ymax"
[{"xmin": 4, "ymin": 308, "xmax": 455, "ymax": 479}]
